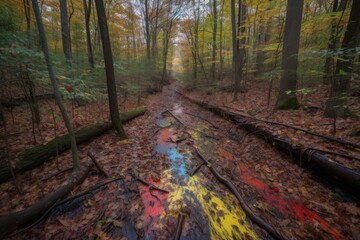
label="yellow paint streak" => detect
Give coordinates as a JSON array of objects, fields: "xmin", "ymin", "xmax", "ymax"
[{"xmin": 158, "ymin": 169, "xmax": 258, "ymax": 239}]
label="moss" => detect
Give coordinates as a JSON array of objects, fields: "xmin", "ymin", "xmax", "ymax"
[{"xmin": 0, "ymin": 107, "xmax": 147, "ymax": 183}]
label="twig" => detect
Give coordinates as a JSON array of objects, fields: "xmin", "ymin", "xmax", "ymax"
[
  {"xmin": 173, "ymin": 213, "xmax": 186, "ymax": 240},
  {"xmin": 184, "ymin": 111, "xmax": 219, "ymax": 129},
  {"xmin": 190, "ymin": 162, "xmax": 205, "ymax": 176},
  {"xmin": 151, "ymin": 128, "xmax": 161, "ymax": 138},
  {"xmin": 42, "ymin": 167, "xmax": 73, "ymax": 181},
  {"xmin": 134, "ymin": 175, "xmax": 169, "ymax": 193},
  {"xmin": 56, "ymin": 176, "xmax": 124, "ymax": 206},
  {"xmin": 195, "ymin": 147, "xmax": 285, "ymax": 240},
  {"xmin": 88, "ymin": 152, "xmax": 109, "ymax": 177},
  {"xmin": 163, "ymin": 109, "xmax": 185, "ymax": 126}
]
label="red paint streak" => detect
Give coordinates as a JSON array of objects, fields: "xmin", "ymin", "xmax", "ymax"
[
  {"xmin": 156, "ymin": 129, "xmax": 176, "ymax": 153},
  {"xmin": 217, "ymin": 148, "xmax": 343, "ymax": 239},
  {"xmin": 140, "ymin": 179, "xmax": 169, "ymax": 235}
]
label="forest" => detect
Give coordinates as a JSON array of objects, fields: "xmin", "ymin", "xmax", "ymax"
[{"xmin": 0, "ymin": 0, "xmax": 359, "ymax": 239}]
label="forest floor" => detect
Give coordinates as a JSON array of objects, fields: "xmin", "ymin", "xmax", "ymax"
[{"xmin": 0, "ymin": 80, "xmax": 359, "ymax": 239}]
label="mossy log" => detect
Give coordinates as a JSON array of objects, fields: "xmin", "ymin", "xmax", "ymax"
[
  {"xmin": 177, "ymin": 91, "xmax": 360, "ymax": 198},
  {"xmin": 0, "ymin": 107, "xmax": 147, "ymax": 183},
  {"xmin": 0, "ymin": 161, "xmax": 93, "ymax": 237}
]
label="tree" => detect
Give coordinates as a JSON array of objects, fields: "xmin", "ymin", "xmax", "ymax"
[
  {"xmin": 231, "ymin": 0, "xmax": 240, "ymax": 101},
  {"xmin": 31, "ymin": 0, "xmax": 79, "ymax": 170},
  {"xmin": 94, "ymin": 0, "xmax": 127, "ymax": 139},
  {"xmin": 211, "ymin": 0, "xmax": 217, "ymax": 81},
  {"xmin": 60, "ymin": 0, "xmax": 72, "ymax": 64},
  {"xmin": 83, "ymin": 0, "xmax": 95, "ymax": 67},
  {"xmin": 144, "ymin": 0, "xmax": 151, "ymax": 60},
  {"xmin": 275, "ymin": 0, "xmax": 303, "ymax": 110},
  {"xmin": 324, "ymin": 0, "xmax": 360, "ymax": 117},
  {"xmin": 323, "ymin": 0, "xmax": 347, "ymax": 84}
]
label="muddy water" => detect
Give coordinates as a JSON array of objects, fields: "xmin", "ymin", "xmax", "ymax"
[
  {"xmin": 140, "ymin": 96, "xmax": 343, "ymax": 240},
  {"xmin": 140, "ymin": 103, "xmax": 258, "ymax": 240}
]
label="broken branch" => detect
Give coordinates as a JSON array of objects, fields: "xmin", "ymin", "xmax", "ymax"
[{"xmin": 195, "ymin": 148, "xmax": 284, "ymax": 240}]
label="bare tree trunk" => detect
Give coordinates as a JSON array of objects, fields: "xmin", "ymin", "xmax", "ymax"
[
  {"xmin": 238, "ymin": 3, "xmax": 246, "ymax": 90},
  {"xmin": 95, "ymin": 0, "xmax": 127, "ymax": 139},
  {"xmin": 60, "ymin": 0, "xmax": 72, "ymax": 65},
  {"xmin": 23, "ymin": 0, "xmax": 31, "ymax": 47},
  {"xmin": 323, "ymin": 0, "xmax": 347, "ymax": 84},
  {"xmin": 218, "ymin": 0, "xmax": 225, "ymax": 81},
  {"xmin": 211, "ymin": 0, "xmax": 218, "ymax": 81},
  {"xmin": 83, "ymin": 0, "xmax": 95, "ymax": 68},
  {"xmin": 324, "ymin": 0, "xmax": 360, "ymax": 117},
  {"xmin": 275, "ymin": 0, "xmax": 303, "ymax": 109},
  {"xmin": 231, "ymin": 0, "xmax": 240, "ymax": 101},
  {"xmin": 32, "ymin": 0, "xmax": 79, "ymax": 170},
  {"xmin": 144, "ymin": 0, "xmax": 151, "ymax": 61}
]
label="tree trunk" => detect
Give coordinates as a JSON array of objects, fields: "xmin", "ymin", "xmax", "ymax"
[
  {"xmin": 211, "ymin": 0, "xmax": 218, "ymax": 81},
  {"xmin": 275, "ymin": 0, "xmax": 303, "ymax": 109},
  {"xmin": 324, "ymin": 0, "xmax": 360, "ymax": 118},
  {"xmin": 83, "ymin": 0, "xmax": 95, "ymax": 68},
  {"xmin": 144, "ymin": 0, "xmax": 151, "ymax": 61},
  {"xmin": 323, "ymin": 0, "xmax": 347, "ymax": 84},
  {"xmin": 95, "ymin": 0, "xmax": 127, "ymax": 139},
  {"xmin": 60, "ymin": 0, "xmax": 72, "ymax": 65},
  {"xmin": 32, "ymin": 0, "xmax": 79, "ymax": 170},
  {"xmin": 231, "ymin": 0, "xmax": 240, "ymax": 100},
  {"xmin": 218, "ymin": 0, "xmax": 225, "ymax": 81},
  {"xmin": 239, "ymin": 3, "xmax": 246, "ymax": 90},
  {"xmin": 23, "ymin": 0, "xmax": 31, "ymax": 47}
]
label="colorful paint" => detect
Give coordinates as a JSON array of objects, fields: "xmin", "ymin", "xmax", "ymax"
[
  {"xmin": 140, "ymin": 118, "xmax": 259, "ymax": 239},
  {"xmin": 217, "ymin": 148, "xmax": 343, "ymax": 240}
]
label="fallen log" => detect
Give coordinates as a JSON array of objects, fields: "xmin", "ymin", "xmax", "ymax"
[
  {"xmin": 0, "ymin": 107, "xmax": 147, "ymax": 183},
  {"xmin": 177, "ymin": 92, "xmax": 360, "ymax": 197},
  {"xmin": 195, "ymin": 148, "xmax": 284, "ymax": 240},
  {"xmin": 0, "ymin": 161, "xmax": 93, "ymax": 237}
]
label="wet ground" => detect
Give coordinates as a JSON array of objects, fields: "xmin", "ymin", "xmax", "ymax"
[{"xmin": 2, "ymin": 82, "xmax": 359, "ymax": 239}]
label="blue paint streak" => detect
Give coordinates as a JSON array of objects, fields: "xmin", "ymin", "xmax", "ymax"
[{"xmin": 155, "ymin": 130, "xmax": 189, "ymax": 181}]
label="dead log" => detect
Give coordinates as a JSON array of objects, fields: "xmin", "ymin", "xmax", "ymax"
[
  {"xmin": 0, "ymin": 107, "xmax": 147, "ymax": 183},
  {"xmin": 0, "ymin": 162, "xmax": 93, "ymax": 237},
  {"xmin": 178, "ymin": 92, "xmax": 360, "ymax": 197}
]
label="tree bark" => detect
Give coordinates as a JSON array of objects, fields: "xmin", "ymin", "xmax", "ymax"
[
  {"xmin": 231, "ymin": 0, "xmax": 240, "ymax": 100},
  {"xmin": 211, "ymin": 0, "xmax": 218, "ymax": 81},
  {"xmin": 144, "ymin": 0, "xmax": 151, "ymax": 61},
  {"xmin": 60, "ymin": 0, "xmax": 72, "ymax": 65},
  {"xmin": 95, "ymin": 0, "xmax": 127, "ymax": 139},
  {"xmin": 322, "ymin": 0, "xmax": 347, "ymax": 84},
  {"xmin": 275, "ymin": 0, "xmax": 303, "ymax": 109},
  {"xmin": 324, "ymin": 0, "xmax": 360, "ymax": 118},
  {"xmin": 83, "ymin": 0, "xmax": 95, "ymax": 68},
  {"xmin": 32, "ymin": 0, "xmax": 79, "ymax": 170}
]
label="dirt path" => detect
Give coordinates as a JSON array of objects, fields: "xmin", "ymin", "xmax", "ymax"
[{"xmin": 2, "ymin": 81, "xmax": 359, "ymax": 239}]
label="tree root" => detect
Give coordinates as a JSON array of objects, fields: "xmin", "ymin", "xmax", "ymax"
[{"xmin": 195, "ymin": 148, "xmax": 284, "ymax": 240}]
